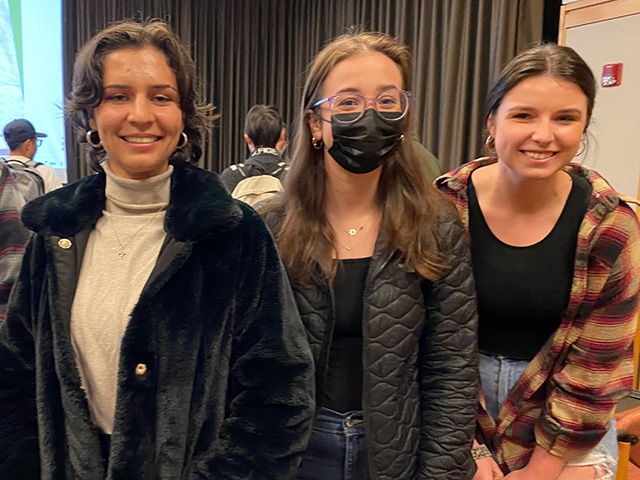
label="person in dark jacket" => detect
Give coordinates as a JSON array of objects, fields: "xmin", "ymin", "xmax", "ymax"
[
  {"xmin": 261, "ymin": 32, "xmax": 478, "ymax": 480},
  {"xmin": 220, "ymin": 104, "xmax": 289, "ymax": 195},
  {"xmin": 0, "ymin": 19, "xmax": 314, "ymax": 479}
]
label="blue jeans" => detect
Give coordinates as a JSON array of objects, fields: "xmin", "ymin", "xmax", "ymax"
[
  {"xmin": 479, "ymin": 352, "xmax": 618, "ymax": 478},
  {"xmin": 297, "ymin": 407, "xmax": 369, "ymax": 480}
]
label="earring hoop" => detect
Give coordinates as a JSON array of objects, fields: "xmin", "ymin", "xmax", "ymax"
[
  {"xmin": 86, "ymin": 130, "xmax": 102, "ymax": 148},
  {"xmin": 176, "ymin": 132, "xmax": 188, "ymax": 149},
  {"xmin": 484, "ymin": 135, "xmax": 495, "ymax": 152},
  {"xmin": 312, "ymin": 136, "xmax": 323, "ymax": 150}
]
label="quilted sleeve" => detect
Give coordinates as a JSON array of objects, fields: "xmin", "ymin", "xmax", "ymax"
[{"xmin": 418, "ymin": 207, "xmax": 479, "ymax": 479}]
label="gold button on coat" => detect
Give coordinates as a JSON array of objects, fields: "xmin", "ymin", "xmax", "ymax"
[
  {"xmin": 58, "ymin": 238, "xmax": 72, "ymax": 249},
  {"xmin": 135, "ymin": 363, "xmax": 147, "ymax": 375}
]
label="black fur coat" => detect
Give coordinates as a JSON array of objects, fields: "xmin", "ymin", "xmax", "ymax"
[{"xmin": 0, "ymin": 163, "xmax": 315, "ymax": 479}]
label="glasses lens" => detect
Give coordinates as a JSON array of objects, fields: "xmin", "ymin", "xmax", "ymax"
[
  {"xmin": 329, "ymin": 90, "xmax": 409, "ymax": 124},
  {"xmin": 376, "ymin": 90, "xmax": 409, "ymax": 120},
  {"xmin": 332, "ymin": 93, "xmax": 365, "ymax": 116},
  {"xmin": 36, "ymin": 139, "xmax": 42, "ymax": 147}
]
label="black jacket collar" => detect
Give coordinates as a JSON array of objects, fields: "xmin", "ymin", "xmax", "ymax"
[{"xmin": 22, "ymin": 163, "xmax": 243, "ymax": 242}]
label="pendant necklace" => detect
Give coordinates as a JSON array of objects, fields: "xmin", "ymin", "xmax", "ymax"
[
  {"xmin": 329, "ymin": 212, "xmax": 379, "ymax": 251},
  {"xmin": 109, "ymin": 208, "xmax": 164, "ymax": 259}
]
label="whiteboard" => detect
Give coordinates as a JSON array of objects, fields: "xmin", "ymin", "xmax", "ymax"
[{"xmin": 566, "ymin": 13, "xmax": 640, "ymax": 198}]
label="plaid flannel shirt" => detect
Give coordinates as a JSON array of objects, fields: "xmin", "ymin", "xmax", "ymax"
[
  {"xmin": 437, "ymin": 157, "xmax": 640, "ymax": 472},
  {"xmin": 0, "ymin": 160, "xmax": 27, "ymax": 321}
]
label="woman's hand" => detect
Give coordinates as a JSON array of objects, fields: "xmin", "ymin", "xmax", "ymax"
[{"xmin": 473, "ymin": 456, "xmax": 504, "ymax": 480}]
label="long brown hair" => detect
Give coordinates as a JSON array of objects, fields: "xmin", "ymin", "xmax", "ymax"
[{"xmin": 265, "ymin": 32, "xmax": 445, "ymax": 288}]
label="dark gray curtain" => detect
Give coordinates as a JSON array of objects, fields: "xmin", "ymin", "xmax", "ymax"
[{"xmin": 63, "ymin": 0, "xmax": 543, "ymax": 181}]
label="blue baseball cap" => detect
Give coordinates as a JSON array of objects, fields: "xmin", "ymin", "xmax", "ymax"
[{"xmin": 3, "ymin": 119, "xmax": 47, "ymax": 146}]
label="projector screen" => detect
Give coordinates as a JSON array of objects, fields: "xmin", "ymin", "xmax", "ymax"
[{"xmin": 0, "ymin": 0, "xmax": 66, "ymax": 183}]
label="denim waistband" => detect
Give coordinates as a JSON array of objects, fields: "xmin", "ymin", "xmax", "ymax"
[{"xmin": 314, "ymin": 407, "xmax": 365, "ymax": 436}]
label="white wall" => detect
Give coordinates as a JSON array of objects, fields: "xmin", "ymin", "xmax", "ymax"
[{"xmin": 565, "ymin": 13, "xmax": 640, "ymax": 198}]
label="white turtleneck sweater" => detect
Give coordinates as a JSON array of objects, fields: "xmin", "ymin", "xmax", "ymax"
[{"xmin": 71, "ymin": 162, "xmax": 172, "ymax": 434}]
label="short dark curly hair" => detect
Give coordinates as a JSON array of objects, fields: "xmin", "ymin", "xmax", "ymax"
[{"xmin": 65, "ymin": 19, "xmax": 213, "ymax": 172}]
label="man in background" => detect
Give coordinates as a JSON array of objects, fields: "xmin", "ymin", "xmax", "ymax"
[
  {"xmin": 220, "ymin": 105, "xmax": 288, "ymax": 197},
  {"xmin": 3, "ymin": 119, "xmax": 63, "ymax": 195}
]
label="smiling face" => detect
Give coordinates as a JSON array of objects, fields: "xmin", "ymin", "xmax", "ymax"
[
  {"xmin": 89, "ymin": 46, "xmax": 184, "ymax": 179},
  {"xmin": 488, "ymin": 74, "xmax": 588, "ymax": 182},
  {"xmin": 308, "ymin": 51, "xmax": 404, "ymax": 168}
]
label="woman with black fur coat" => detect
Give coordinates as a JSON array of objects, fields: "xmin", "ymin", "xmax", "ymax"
[{"xmin": 0, "ymin": 20, "xmax": 314, "ymax": 479}]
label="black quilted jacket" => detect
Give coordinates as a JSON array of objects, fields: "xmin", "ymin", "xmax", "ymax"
[{"xmin": 264, "ymin": 202, "xmax": 479, "ymax": 479}]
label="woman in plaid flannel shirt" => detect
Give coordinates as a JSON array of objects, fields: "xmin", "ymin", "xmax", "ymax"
[{"xmin": 438, "ymin": 44, "xmax": 640, "ymax": 480}]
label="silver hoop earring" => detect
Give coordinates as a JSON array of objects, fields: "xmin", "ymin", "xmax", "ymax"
[
  {"xmin": 86, "ymin": 130, "xmax": 102, "ymax": 148},
  {"xmin": 176, "ymin": 132, "xmax": 188, "ymax": 149},
  {"xmin": 312, "ymin": 136, "xmax": 323, "ymax": 150}
]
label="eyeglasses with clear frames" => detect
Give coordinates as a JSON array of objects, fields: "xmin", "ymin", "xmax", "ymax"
[{"xmin": 313, "ymin": 89, "xmax": 411, "ymax": 125}]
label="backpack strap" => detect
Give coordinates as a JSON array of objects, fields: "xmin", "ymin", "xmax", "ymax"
[
  {"xmin": 236, "ymin": 163, "xmax": 248, "ymax": 177},
  {"xmin": 4, "ymin": 158, "xmax": 42, "ymax": 168},
  {"xmin": 265, "ymin": 161, "xmax": 285, "ymax": 176},
  {"xmin": 5, "ymin": 158, "xmax": 26, "ymax": 167},
  {"xmin": 233, "ymin": 161, "xmax": 286, "ymax": 179},
  {"xmin": 270, "ymin": 162, "xmax": 289, "ymax": 179}
]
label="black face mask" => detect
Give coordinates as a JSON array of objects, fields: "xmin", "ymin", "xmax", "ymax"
[{"xmin": 328, "ymin": 109, "xmax": 405, "ymax": 174}]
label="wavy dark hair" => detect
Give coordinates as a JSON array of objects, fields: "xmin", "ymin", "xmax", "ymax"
[
  {"xmin": 65, "ymin": 19, "xmax": 214, "ymax": 172},
  {"xmin": 487, "ymin": 43, "xmax": 596, "ymax": 127},
  {"xmin": 264, "ymin": 31, "xmax": 446, "ymax": 288}
]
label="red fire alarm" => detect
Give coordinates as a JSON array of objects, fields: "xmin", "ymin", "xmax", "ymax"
[{"xmin": 602, "ymin": 63, "xmax": 623, "ymax": 87}]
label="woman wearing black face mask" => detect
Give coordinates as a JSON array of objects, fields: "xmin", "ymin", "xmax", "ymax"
[{"xmin": 261, "ymin": 32, "xmax": 479, "ymax": 480}]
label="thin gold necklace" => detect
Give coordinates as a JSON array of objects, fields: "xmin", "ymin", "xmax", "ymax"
[
  {"xmin": 329, "ymin": 212, "xmax": 379, "ymax": 251},
  {"xmin": 109, "ymin": 208, "xmax": 164, "ymax": 259},
  {"xmin": 335, "ymin": 234, "xmax": 366, "ymax": 252}
]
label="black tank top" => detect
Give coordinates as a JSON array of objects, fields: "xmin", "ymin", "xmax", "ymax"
[
  {"xmin": 320, "ymin": 257, "xmax": 371, "ymax": 412},
  {"xmin": 468, "ymin": 172, "xmax": 590, "ymax": 360}
]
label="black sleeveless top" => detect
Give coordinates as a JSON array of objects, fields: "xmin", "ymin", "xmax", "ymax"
[
  {"xmin": 320, "ymin": 257, "xmax": 371, "ymax": 412},
  {"xmin": 469, "ymin": 172, "xmax": 591, "ymax": 360}
]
